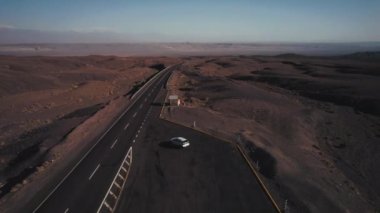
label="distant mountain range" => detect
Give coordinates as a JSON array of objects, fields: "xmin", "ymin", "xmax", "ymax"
[
  {"xmin": 1, "ymin": 27, "xmax": 380, "ymax": 56},
  {"xmin": 343, "ymin": 51, "xmax": 380, "ymax": 58},
  {"xmin": 274, "ymin": 51, "xmax": 380, "ymax": 61}
]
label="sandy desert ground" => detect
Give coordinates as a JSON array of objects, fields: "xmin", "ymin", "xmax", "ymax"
[
  {"xmin": 0, "ymin": 55, "xmax": 179, "ymax": 209},
  {"xmin": 164, "ymin": 53, "xmax": 380, "ymax": 212}
]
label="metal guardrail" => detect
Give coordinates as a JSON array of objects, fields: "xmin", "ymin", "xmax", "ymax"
[{"xmin": 97, "ymin": 147, "xmax": 133, "ymax": 213}]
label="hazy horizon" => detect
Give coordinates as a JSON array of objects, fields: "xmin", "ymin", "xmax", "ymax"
[{"xmin": 1, "ymin": 42, "xmax": 380, "ymax": 57}]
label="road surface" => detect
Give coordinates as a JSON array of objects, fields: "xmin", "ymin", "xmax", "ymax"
[
  {"xmin": 31, "ymin": 66, "xmax": 175, "ymax": 213},
  {"xmin": 114, "ymin": 87, "xmax": 277, "ymax": 213},
  {"xmin": 29, "ymin": 65, "xmax": 277, "ymax": 213}
]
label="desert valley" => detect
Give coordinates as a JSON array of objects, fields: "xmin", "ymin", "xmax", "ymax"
[{"xmin": 0, "ymin": 52, "xmax": 379, "ymax": 212}]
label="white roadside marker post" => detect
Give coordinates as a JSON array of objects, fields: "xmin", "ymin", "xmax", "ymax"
[{"xmin": 284, "ymin": 199, "xmax": 289, "ymax": 213}]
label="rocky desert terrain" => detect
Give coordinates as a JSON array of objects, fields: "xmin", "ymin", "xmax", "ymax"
[
  {"xmin": 164, "ymin": 53, "xmax": 380, "ymax": 212},
  {"xmin": 0, "ymin": 55, "xmax": 179, "ymax": 210},
  {"xmin": 0, "ymin": 52, "xmax": 379, "ymax": 213}
]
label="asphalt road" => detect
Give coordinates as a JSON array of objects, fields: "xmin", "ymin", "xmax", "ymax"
[
  {"xmin": 29, "ymin": 64, "xmax": 276, "ymax": 213},
  {"xmin": 31, "ymin": 66, "xmax": 175, "ymax": 213},
  {"xmin": 115, "ymin": 88, "xmax": 277, "ymax": 212}
]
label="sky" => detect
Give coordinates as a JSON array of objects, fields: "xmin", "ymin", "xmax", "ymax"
[{"xmin": 0, "ymin": 0, "xmax": 379, "ymax": 43}]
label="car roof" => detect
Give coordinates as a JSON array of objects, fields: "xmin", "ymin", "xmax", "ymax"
[{"xmin": 171, "ymin": 137, "xmax": 187, "ymax": 141}]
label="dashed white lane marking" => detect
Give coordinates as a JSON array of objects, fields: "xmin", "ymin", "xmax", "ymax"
[
  {"xmin": 133, "ymin": 112, "xmax": 137, "ymax": 117},
  {"xmin": 133, "ymin": 139, "xmax": 136, "ymax": 143},
  {"xmin": 64, "ymin": 208, "xmax": 69, "ymax": 213},
  {"xmin": 110, "ymin": 139, "xmax": 118, "ymax": 149},
  {"xmin": 139, "ymin": 104, "xmax": 143, "ymax": 109},
  {"xmin": 124, "ymin": 123, "xmax": 129, "ymax": 130},
  {"xmin": 89, "ymin": 164, "xmax": 101, "ymax": 180},
  {"xmin": 33, "ymin": 68, "xmax": 170, "ymax": 212}
]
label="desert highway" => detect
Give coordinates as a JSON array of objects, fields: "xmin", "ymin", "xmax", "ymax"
[
  {"xmin": 30, "ymin": 65, "xmax": 176, "ymax": 212},
  {"xmin": 114, "ymin": 83, "xmax": 277, "ymax": 213},
  {"xmin": 29, "ymin": 64, "xmax": 276, "ymax": 213}
]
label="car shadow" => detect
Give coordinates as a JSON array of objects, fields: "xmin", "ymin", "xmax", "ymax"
[
  {"xmin": 159, "ymin": 141, "xmax": 182, "ymax": 149},
  {"xmin": 151, "ymin": 102, "xmax": 170, "ymax": 106}
]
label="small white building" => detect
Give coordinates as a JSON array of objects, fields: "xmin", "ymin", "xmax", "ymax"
[{"xmin": 168, "ymin": 95, "xmax": 180, "ymax": 106}]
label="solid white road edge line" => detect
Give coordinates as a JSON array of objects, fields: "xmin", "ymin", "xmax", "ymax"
[
  {"xmin": 131, "ymin": 65, "xmax": 172, "ymax": 99},
  {"xmin": 89, "ymin": 164, "xmax": 101, "ymax": 180}
]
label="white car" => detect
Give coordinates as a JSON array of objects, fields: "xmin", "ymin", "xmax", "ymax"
[{"xmin": 170, "ymin": 137, "xmax": 190, "ymax": 148}]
